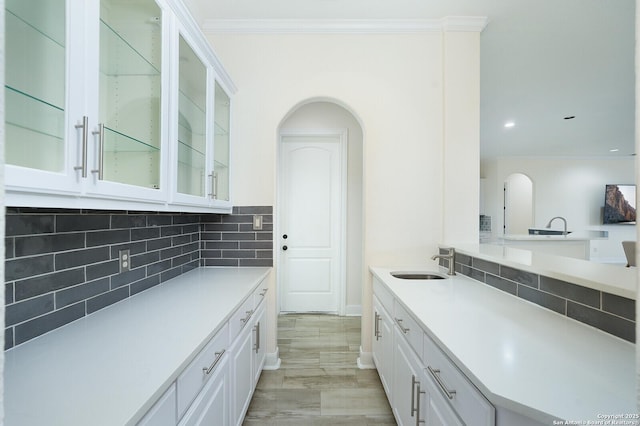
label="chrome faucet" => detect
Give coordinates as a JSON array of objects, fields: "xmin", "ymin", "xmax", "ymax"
[
  {"xmin": 431, "ymin": 247, "xmax": 456, "ymax": 275},
  {"xmin": 545, "ymin": 216, "xmax": 568, "ymax": 235}
]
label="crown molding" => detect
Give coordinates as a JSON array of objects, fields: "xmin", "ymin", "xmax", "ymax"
[{"xmin": 201, "ymin": 16, "xmax": 488, "ymax": 35}]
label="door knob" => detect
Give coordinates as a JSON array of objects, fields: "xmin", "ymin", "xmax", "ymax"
[{"xmin": 282, "ymin": 245, "xmax": 288, "ymax": 251}]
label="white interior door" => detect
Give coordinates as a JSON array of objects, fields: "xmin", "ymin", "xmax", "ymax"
[{"xmin": 279, "ymin": 132, "xmax": 346, "ymax": 313}]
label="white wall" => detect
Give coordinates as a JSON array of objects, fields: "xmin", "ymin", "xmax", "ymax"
[
  {"xmin": 481, "ymin": 156, "xmax": 636, "ymax": 261},
  {"xmin": 280, "ymin": 101, "xmax": 363, "ymax": 314},
  {"xmin": 207, "ymin": 30, "xmax": 481, "ymax": 359}
]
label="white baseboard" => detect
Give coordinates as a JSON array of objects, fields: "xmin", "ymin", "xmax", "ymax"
[
  {"xmin": 263, "ymin": 347, "xmax": 281, "ymax": 370},
  {"xmin": 345, "ymin": 304, "xmax": 362, "ymax": 316},
  {"xmin": 357, "ymin": 346, "xmax": 375, "ymax": 369}
]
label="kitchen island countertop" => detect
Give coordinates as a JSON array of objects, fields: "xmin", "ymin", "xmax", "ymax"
[{"xmin": 371, "ymin": 266, "xmax": 636, "ymax": 424}]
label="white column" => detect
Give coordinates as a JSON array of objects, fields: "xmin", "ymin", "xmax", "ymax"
[{"xmin": 441, "ymin": 19, "xmax": 485, "ymax": 245}]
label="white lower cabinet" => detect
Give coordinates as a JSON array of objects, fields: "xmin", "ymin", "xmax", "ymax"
[
  {"xmin": 373, "ymin": 277, "xmax": 495, "ymax": 426},
  {"xmin": 424, "ymin": 372, "xmax": 463, "ymax": 426},
  {"xmin": 138, "ymin": 280, "xmax": 268, "ymax": 426},
  {"xmin": 231, "ymin": 295, "xmax": 267, "ymax": 425},
  {"xmin": 393, "ymin": 327, "xmax": 428, "ymax": 426},
  {"xmin": 372, "ymin": 295, "xmax": 393, "ymax": 396},
  {"xmin": 231, "ymin": 313, "xmax": 255, "ymax": 425},
  {"xmin": 179, "ymin": 356, "xmax": 230, "ymax": 426},
  {"xmin": 423, "ymin": 332, "xmax": 494, "ymax": 426},
  {"xmin": 252, "ymin": 303, "xmax": 267, "ymax": 385}
]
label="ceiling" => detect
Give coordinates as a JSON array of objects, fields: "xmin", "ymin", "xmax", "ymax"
[{"xmin": 184, "ymin": 0, "xmax": 635, "ymax": 159}]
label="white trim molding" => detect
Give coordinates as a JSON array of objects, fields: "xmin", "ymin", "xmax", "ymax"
[
  {"xmin": 345, "ymin": 304, "xmax": 362, "ymax": 316},
  {"xmin": 357, "ymin": 347, "xmax": 375, "ymax": 369},
  {"xmin": 263, "ymin": 347, "xmax": 282, "ymax": 370},
  {"xmin": 202, "ymin": 16, "xmax": 488, "ymax": 35}
]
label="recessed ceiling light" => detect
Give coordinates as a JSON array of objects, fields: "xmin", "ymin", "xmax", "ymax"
[
  {"xmin": 504, "ymin": 122, "xmax": 515, "ymax": 128},
  {"xmin": 610, "ymin": 148, "xmax": 619, "ymax": 152}
]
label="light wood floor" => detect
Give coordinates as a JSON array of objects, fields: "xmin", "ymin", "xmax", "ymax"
[{"xmin": 243, "ymin": 314, "xmax": 397, "ymax": 425}]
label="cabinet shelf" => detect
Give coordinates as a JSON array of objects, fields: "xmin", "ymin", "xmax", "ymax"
[
  {"xmin": 178, "ymin": 140, "xmax": 206, "ymax": 168},
  {"xmin": 5, "ymin": 85, "xmax": 64, "ymax": 139},
  {"xmin": 100, "ymin": 19, "xmax": 160, "ymax": 77},
  {"xmin": 179, "ymin": 89, "xmax": 205, "ymax": 116},
  {"xmin": 6, "ymin": 3, "xmax": 64, "ymax": 48},
  {"xmin": 5, "ymin": 86, "xmax": 65, "ymax": 172},
  {"xmin": 104, "ymin": 126, "xmax": 160, "ymax": 153},
  {"xmin": 6, "ymin": 7, "xmax": 65, "ymax": 108},
  {"xmin": 214, "ymin": 122, "xmax": 230, "ymax": 136}
]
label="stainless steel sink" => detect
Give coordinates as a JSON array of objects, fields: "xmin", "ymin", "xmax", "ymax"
[{"xmin": 390, "ymin": 272, "xmax": 446, "ymax": 280}]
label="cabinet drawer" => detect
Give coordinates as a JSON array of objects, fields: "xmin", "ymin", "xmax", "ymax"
[
  {"xmin": 423, "ymin": 333, "xmax": 495, "ymax": 426},
  {"xmin": 230, "ymin": 296, "xmax": 255, "ymax": 339},
  {"xmin": 177, "ymin": 323, "xmax": 230, "ymax": 419},
  {"xmin": 373, "ymin": 277, "xmax": 394, "ymax": 314},
  {"xmin": 393, "ymin": 301, "xmax": 423, "ymax": 359},
  {"xmin": 252, "ymin": 281, "xmax": 269, "ymax": 309}
]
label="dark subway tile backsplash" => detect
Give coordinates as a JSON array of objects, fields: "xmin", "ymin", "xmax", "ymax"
[
  {"xmin": 5, "ymin": 206, "xmax": 273, "ymax": 350},
  {"xmin": 456, "ymin": 254, "xmax": 636, "ymax": 343}
]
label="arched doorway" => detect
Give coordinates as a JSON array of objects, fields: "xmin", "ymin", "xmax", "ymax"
[
  {"xmin": 504, "ymin": 173, "xmax": 534, "ymax": 235},
  {"xmin": 276, "ymin": 100, "xmax": 364, "ymax": 315}
]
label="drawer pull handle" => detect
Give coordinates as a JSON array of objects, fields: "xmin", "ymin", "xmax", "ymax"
[
  {"xmin": 254, "ymin": 321, "xmax": 261, "ymax": 353},
  {"xmin": 374, "ymin": 312, "xmax": 381, "ymax": 340},
  {"xmin": 259, "ymin": 288, "xmax": 268, "ymax": 297},
  {"xmin": 395, "ymin": 318, "xmax": 409, "ymax": 334},
  {"xmin": 427, "ymin": 366, "xmax": 456, "ymax": 400},
  {"xmin": 240, "ymin": 309, "xmax": 254, "ymax": 327},
  {"xmin": 202, "ymin": 349, "xmax": 226, "ymax": 375}
]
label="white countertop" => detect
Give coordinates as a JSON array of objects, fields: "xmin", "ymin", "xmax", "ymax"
[
  {"xmin": 370, "ymin": 267, "xmax": 636, "ymax": 423},
  {"xmin": 455, "ymin": 243, "xmax": 636, "ymax": 300},
  {"xmin": 4, "ymin": 267, "xmax": 271, "ymax": 426}
]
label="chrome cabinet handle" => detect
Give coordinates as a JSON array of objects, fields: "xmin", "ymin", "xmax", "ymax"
[
  {"xmin": 411, "ymin": 375, "xmax": 417, "ymax": 417},
  {"xmin": 254, "ymin": 321, "xmax": 261, "ymax": 353},
  {"xmin": 374, "ymin": 312, "xmax": 381, "ymax": 340},
  {"xmin": 427, "ymin": 366, "xmax": 456, "ymax": 400},
  {"xmin": 240, "ymin": 309, "xmax": 254, "ymax": 328},
  {"xmin": 374, "ymin": 312, "xmax": 379, "ymax": 340},
  {"xmin": 411, "ymin": 375, "xmax": 425, "ymax": 425},
  {"xmin": 207, "ymin": 171, "xmax": 218, "ymax": 199},
  {"xmin": 202, "ymin": 349, "xmax": 226, "ymax": 375},
  {"xmin": 74, "ymin": 116, "xmax": 89, "ymax": 177},
  {"xmin": 416, "ymin": 381, "xmax": 425, "ymax": 425},
  {"xmin": 259, "ymin": 288, "xmax": 268, "ymax": 297},
  {"xmin": 395, "ymin": 318, "xmax": 409, "ymax": 334},
  {"xmin": 91, "ymin": 123, "xmax": 104, "ymax": 180}
]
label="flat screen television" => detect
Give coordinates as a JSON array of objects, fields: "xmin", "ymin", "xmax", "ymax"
[{"xmin": 603, "ymin": 184, "xmax": 636, "ymax": 224}]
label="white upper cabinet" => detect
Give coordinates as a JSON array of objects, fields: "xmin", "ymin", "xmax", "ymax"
[
  {"xmin": 5, "ymin": 0, "xmax": 234, "ymax": 213},
  {"xmin": 170, "ymin": 24, "xmax": 233, "ymax": 212},
  {"xmin": 5, "ymin": 0, "xmax": 79, "ymax": 194}
]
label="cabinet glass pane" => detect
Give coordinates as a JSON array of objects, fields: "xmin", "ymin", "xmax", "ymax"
[
  {"xmin": 177, "ymin": 35, "xmax": 207, "ymax": 197},
  {"xmin": 99, "ymin": 0, "xmax": 162, "ymax": 189},
  {"xmin": 5, "ymin": 0, "xmax": 66, "ymax": 172},
  {"xmin": 214, "ymin": 82, "xmax": 230, "ymax": 201}
]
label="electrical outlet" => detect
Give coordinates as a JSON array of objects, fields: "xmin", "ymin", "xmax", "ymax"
[{"xmin": 119, "ymin": 249, "xmax": 130, "ymax": 272}]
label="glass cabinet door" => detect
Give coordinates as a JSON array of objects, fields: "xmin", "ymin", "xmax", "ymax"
[
  {"xmin": 5, "ymin": 0, "xmax": 66, "ymax": 172},
  {"xmin": 98, "ymin": 0, "xmax": 162, "ymax": 189},
  {"xmin": 177, "ymin": 35, "xmax": 207, "ymax": 197},
  {"xmin": 213, "ymin": 82, "xmax": 231, "ymax": 201}
]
